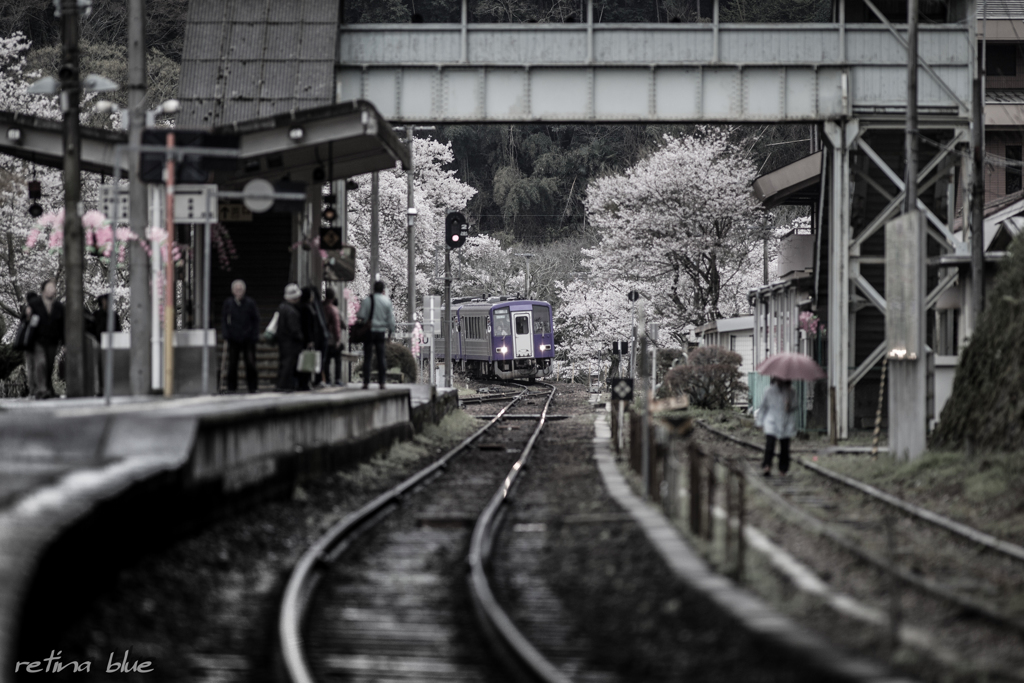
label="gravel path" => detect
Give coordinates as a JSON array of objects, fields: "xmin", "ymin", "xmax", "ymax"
[{"xmin": 489, "ymin": 386, "xmax": 820, "ymax": 683}]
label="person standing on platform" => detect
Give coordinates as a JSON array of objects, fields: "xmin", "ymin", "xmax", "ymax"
[
  {"xmin": 221, "ymin": 279, "xmax": 261, "ymax": 393},
  {"xmin": 755, "ymin": 377, "xmax": 798, "ymax": 477},
  {"xmin": 275, "ymin": 284, "xmax": 304, "ymax": 392},
  {"xmin": 298, "ymin": 287, "xmax": 328, "ymax": 390},
  {"xmin": 19, "ymin": 291, "xmax": 41, "ymax": 397},
  {"xmin": 85, "ymin": 293, "xmax": 122, "ymax": 396},
  {"xmin": 29, "ymin": 279, "xmax": 64, "ymax": 399},
  {"xmin": 357, "ymin": 281, "xmax": 395, "ymax": 390},
  {"xmin": 323, "ymin": 289, "xmax": 344, "ymax": 386}
]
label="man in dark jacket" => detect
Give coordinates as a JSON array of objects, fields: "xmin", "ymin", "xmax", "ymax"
[
  {"xmin": 29, "ymin": 279, "xmax": 64, "ymax": 399},
  {"xmin": 275, "ymin": 283, "xmax": 304, "ymax": 391},
  {"xmin": 222, "ymin": 279, "xmax": 261, "ymax": 393}
]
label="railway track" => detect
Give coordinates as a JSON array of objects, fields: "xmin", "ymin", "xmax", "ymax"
[
  {"xmin": 279, "ymin": 381, "xmax": 617, "ymax": 683},
  {"xmin": 693, "ymin": 420, "xmax": 1024, "ymax": 677}
]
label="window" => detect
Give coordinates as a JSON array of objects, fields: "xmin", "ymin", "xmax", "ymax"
[
  {"xmin": 532, "ymin": 305, "xmax": 550, "ymax": 334},
  {"xmin": 1007, "ymin": 145, "xmax": 1022, "ymax": 195},
  {"xmin": 935, "ymin": 310, "xmax": 959, "ymax": 356},
  {"xmin": 493, "ymin": 308, "xmax": 511, "ymax": 336},
  {"xmin": 730, "ymin": 335, "xmax": 737, "ymax": 352},
  {"xmin": 464, "ymin": 317, "xmax": 484, "ymax": 340},
  {"xmin": 985, "ymin": 43, "xmax": 1017, "ymax": 77},
  {"xmin": 515, "ymin": 315, "xmax": 531, "ymax": 335}
]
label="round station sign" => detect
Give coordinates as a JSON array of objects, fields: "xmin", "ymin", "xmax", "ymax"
[{"xmin": 242, "ymin": 178, "xmax": 275, "ymax": 213}]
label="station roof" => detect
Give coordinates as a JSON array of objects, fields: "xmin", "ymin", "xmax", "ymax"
[
  {"xmin": 0, "ymin": 101, "xmax": 410, "ymax": 186},
  {"xmin": 207, "ymin": 100, "xmax": 411, "ymax": 186},
  {"xmin": 752, "ymin": 151, "xmax": 823, "ymax": 209},
  {"xmin": 0, "ymin": 110, "xmax": 128, "ymax": 175},
  {"xmin": 177, "ymin": 0, "xmax": 338, "ymax": 130}
]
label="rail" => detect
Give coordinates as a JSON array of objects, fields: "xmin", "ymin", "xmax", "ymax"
[
  {"xmin": 278, "ymin": 383, "xmax": 531, "ymax": 683},
  {"xmin": 466, "ymin": 382, "xmax": 568, "ymax": 683}
]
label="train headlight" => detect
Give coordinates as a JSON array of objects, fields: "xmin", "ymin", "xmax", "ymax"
[
  {"xmin": 497, "ymin": 346, "xmax": 508, "ymax": 354},
  {"xmin": 539, "ymin": 344, "xmax": 550, "ymax": 351}
]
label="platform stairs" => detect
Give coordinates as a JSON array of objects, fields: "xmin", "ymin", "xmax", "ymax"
[{"xmin": 215, "ymin": 335, "xmax": 281, "ymax": 393}]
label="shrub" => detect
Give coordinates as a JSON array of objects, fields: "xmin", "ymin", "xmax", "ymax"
[
  {"xmin": 662, "ymin": 346, "xmax": 745, "ymax": 409},
  {"xmin": 385, "ymin": 341, "xmax": 417, "ymax": 382},
  {"xmin": 934, "ymin": 233, "xmax": 1024, "ymax": 451}
]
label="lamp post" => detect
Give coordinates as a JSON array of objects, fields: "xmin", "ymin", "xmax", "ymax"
[
  {"xmin": 29, "ymin": 0, "xmax": 119, "ymax": 397},
  {"xmin": 407, "ymin": 207, "xmax": 417, "ymax": 322}
]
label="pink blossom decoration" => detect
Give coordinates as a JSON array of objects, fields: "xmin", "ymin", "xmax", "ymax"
[
  {"xmin": 799, "ymin": 311, "xmax": 820, "ymax": 335},
  {"xmin": 82, "ymin": 210, "xmax": 107, "ymax": 230}
]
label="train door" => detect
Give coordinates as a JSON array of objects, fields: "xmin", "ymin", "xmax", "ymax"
[{"xmin": 512, "ymin": 311, "xmax": 533, "ymax": 358}]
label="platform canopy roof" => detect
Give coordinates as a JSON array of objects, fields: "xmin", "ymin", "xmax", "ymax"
[
  {"xmin": 0, "ymin": 110, "xmax": 128, "ymax": 175},
  {"xmin": 0, "ymin": 100, "xmax": 409, "ymax": 185},
  {"xmin": 207, "ymin": 100, "xmax": 410, "ymax": 185}
]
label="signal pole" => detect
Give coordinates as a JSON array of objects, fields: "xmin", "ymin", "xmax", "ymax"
[
  {"xmin": 444, "ymin": 247, "xmax": 452, "ymax": 388},
  {"xmin": 60, "ymin": 0, "xmax": 86, "ymax": 397}
]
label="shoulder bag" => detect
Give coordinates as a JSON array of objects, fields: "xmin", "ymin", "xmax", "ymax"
[
  {"xmin": 349, "ymin": 294, "xmax": 374, "ymax": 345},
  {"xmin": 261, "ymin": 311, "xmax": 280, "ymax": 343}
]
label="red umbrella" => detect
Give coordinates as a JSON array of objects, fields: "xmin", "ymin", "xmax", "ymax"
[{"xmin": 755, "ymin": 352, "xmax": 825, "ymax": 381}]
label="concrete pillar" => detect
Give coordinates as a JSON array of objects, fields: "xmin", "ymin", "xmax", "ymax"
[{"xmin": 824, "ymin": 119, "xmax": 857, "ymax": 440}]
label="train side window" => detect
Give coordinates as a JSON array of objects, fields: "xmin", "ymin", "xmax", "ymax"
[
  {"xmin": 531, "ymin": 305, "xmax": 550, "ymax": 334},
  {"xmin": 493, "ymin": 308, "xmax": 511, "ymax": 336},
  {"xmin": 465, "ymin": 317, "xmax": 483, "ymax": 339}
]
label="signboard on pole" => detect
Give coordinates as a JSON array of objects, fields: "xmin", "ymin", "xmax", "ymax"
[
  {"xmin": 99, "ymin": 185, "xmax": 131, "ymax": 223},
  {"xmin": 609, "ymin": 377, "xmax": 634, "ymax": 402},
  {"xmin": 173, "ymin": 184, "xmax": 218, "ymax": 223}
]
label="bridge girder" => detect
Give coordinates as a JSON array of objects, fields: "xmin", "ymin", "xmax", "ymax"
[{"xmin": 338, "ymin": 23, "xmax": 972, "ymax": 123}]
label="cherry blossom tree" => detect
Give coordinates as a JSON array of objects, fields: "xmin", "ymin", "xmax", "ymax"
[
  {"xmin": 345, "ymin": 138, "xmax": 500, "ymax": 320},
  {"xmin": 556, "ymin": 129, "xmax": 769, "ymax": 364},
  {"xmin": 0, "ymin": 32, "xmax": 124, "ymax": 338}
]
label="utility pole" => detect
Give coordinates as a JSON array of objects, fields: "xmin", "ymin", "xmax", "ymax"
[
  {"xmin": 638, "ymin": 305, "xmax": 650, "ymax": 498},
  {"xmin": 971, "ymin": 0, "xmax": 987, "ymax": 328},
  {"xmin": 904, "ymin": 0, "xmax": 919, "ymax": 216},
  {"xmin": 60, "ymin": 0, "xmax": 85, "ymax": 397},
  {"xmin": 128, "ymin": 0, "xmax": 150, "ymax": 395},
  {"xmin": 888, "ymin": 0, "xmax": 927, "ymax": 461},
  {"xmin": 515, "ymin": 253, "xmax": 534, "ymax": 299},
  {"xmin": 406, "ymin": 129, "xmax": 416, "ymax": 325},
  {"xmin": 163, "ymin": 132, "xmax": 176, "ymax": 397}
]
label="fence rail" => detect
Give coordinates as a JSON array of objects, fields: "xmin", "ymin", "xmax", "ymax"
[{"xmin": 613, "ymin": 406, "xmax": 746, "ymax": 580}]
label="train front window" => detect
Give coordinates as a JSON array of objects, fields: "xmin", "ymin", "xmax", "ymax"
[
  {"xmin": 493, "ymin": 308, "xmax": 511, "ymax": 336},
  {"xmin": 532, "ymin": 305, "xmax": 550, "ymax": 334},
  {"xmin": 515, "ymin": 315, "xmax": 530, "ymax": 335}
]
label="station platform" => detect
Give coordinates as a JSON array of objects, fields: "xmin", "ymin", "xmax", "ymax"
[{"xmin": 0, "ymin": 383, "xmax": 457, "ymax": 680}]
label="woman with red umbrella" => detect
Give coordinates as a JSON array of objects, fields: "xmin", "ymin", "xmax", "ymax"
[
  {"xmin": 754, "ymin": 353, "xmax": 825, "ymax": 477},
  {"xmin": 755, "ymin": 378, "xmax": 799, "ymax": 476}
]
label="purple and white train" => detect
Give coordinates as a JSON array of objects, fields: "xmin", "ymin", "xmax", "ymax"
[{"xmin": 438, "ymin": 299, "xmax": 555, "ymax": 381}]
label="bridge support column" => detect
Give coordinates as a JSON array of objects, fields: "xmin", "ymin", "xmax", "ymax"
[{"xmin": 824, "ymin": 120, "xmax": 856, "ymax": 441}]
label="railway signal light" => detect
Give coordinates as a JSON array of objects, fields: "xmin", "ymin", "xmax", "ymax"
[
  {"xmin": 445, "ymin": 211, "xmax": 468, "ymax": 249},
  {"xmin": 27, "ymin": 180, "xmax": 43, "ymax": 218}
]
